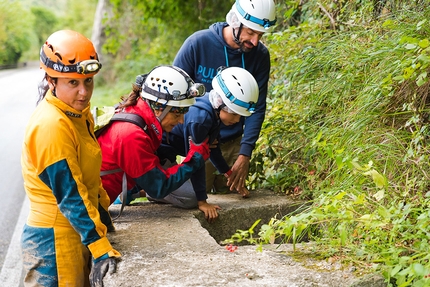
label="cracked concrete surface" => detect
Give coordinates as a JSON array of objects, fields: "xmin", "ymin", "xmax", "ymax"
[{"xmin": 104, "ymin": 190, "xmax": 386, "ymax": 287}]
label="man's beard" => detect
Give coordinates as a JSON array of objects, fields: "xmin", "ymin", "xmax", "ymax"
[{"xmin": 239, "ymin": 40, "xmax": 255, "ymax": 53}]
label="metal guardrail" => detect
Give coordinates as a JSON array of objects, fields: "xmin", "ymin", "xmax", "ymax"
[{"xmin": 0, "ymin": 62, "xmax": 30, "ymax": 70}]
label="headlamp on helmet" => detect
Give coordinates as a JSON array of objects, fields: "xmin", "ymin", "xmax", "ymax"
[
  {"xmin": 40, "ymin": 30, "xmax": 101, "ymax": 78},
  {"xmin": 77, "ymin": 60, "xmax": 102, "ymax": 74},
  {"xmin": 139, "ymin": 65, "xmax": 206, "ymax": 108},
  {"xmin": 40, "ymin": 49, "xmax": 102, "ymax": 75}
]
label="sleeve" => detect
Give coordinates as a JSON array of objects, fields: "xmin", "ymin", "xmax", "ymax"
[
  {"xmin": 133, "ymin": 158, "xmax": 205, "ymax": 199},
  {"xmin": 114, "ymin": 124, "xmax": 205, "ymax": 199},
  {"xmin": 187, "ymin": 122, "xmax": 212, "ymax": 201},
  {"xmin": 188, "ymin": 122, "xmax": 210, "ymax": 147},
  {"xmin": 189, "ymin": 167, "xmax": 208, "ymax": 201},
  {"xmin": 240, "ymin": 50, "xmax": 271, "ymax": 157},
  {"xmin": 37, "ymin": 126, "xmax": 119, "ymax": 259},
  {"xmin": 187, "ymin": 116, "xmax": 229, "ymax": 193}
]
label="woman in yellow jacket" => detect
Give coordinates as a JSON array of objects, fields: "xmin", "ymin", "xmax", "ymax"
[{"xmin": 20, "ymin": 30, "xmax": 120, "ymax": 287}]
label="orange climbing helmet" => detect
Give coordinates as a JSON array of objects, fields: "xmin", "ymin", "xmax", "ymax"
[{"xmin": 40, "ymin": 30, "xmax": 102, "ymax": 78}]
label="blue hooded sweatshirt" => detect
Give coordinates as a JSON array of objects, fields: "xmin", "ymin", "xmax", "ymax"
[
  {"xmin": 173, "ymin": 22, "xmax": 271, "ymax": 157},
  {"xmin": 158, "ymin": 94, "xmax": 230, "ymax": 201}
]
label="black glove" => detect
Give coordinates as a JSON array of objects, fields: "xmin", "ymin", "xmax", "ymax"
[
  {"xmin": 98, "ymin": 203, "xmax": 115, "ymax": 233},
  {"xmin": 90, "ymin": 256, "xmax": 118, "ymax": 287}
]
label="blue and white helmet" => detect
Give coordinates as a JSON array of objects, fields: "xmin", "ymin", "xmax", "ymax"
[
  {"xmin": 230, "ymin": 0, "xmax": 277, "ymax": 33},
  {"xmin": 212, "ymin": 67, "xmax": 259, "ymax": 117}
]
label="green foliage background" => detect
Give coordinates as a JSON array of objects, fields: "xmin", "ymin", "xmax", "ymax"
[
  {"xmin": 93, "ymin": 0, "xmax": 235, "ymax": 105},
  {"xmin": 1, "ymin": 0, "xmax": 97, "ymax": 65},
  {"xmin": 227, "ymin": 1, "xmax": 430, "ymax": 286},
  {"xmin": 5, "ymin": 0, "xmax": 430, "ymax": 285},
  {"xmin": 0, "ymin": 0, "xmax": 33, "ymax": 65}
]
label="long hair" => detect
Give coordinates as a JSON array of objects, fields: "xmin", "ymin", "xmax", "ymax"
[
  {"xmin": 37, "ymin": 74, "xmax": 54, "ymax": 105},
  {"xmin": 117, "ymin": 83, "xmax": 141, "ymax": 109}
]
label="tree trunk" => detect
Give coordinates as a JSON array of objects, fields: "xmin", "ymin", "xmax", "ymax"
[{"xmin": 91, "ymin": 0, "xmax": 112, "ymax": 60}]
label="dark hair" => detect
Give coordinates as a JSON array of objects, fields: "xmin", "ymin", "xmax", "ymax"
[
  {"xmin": 117, "ymin": 83, "xmax": 142, "ymax": 109},
  {"xmin": 37, "ymin": 74, "xmax": 56, "ymax": 105},
  {"xmin": 36, "ymin": 73, "xmax": 57, "ymax": 105}
]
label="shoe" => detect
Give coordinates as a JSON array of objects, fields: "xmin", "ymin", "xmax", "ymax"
[
  {"xmin": 113, "ymin": 195, "xmax": 122, "ymax": 205},
  {"xmin": 146, "ymin": 195, "xmax": 169, "ymax": 204},
  {"xmin": 211, "ymin": 186, "xmax": 230, "ymax": 194},
  {"xmin": 113, "ymin": 192, "xmax": 132, "ymax": 205},
  {"xmin": 114, "ymin": 188, "xmax": 146, "ymax": 205}
]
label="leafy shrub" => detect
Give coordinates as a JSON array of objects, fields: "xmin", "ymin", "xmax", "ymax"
[
  {"xmin": 0, "ymin": 0, "xmax": 32, "ymax": 65},
  {"xmin": 240, "ymin": 2, "xmax": 430, "ymax": 286}
]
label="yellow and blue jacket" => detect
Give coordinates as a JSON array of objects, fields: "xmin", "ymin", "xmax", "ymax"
[{"xmin": 21, "ymin": 91, "xmax": 120, "ymax": 260}]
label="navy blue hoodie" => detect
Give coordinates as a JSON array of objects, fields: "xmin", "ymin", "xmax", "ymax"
[
  {"xmin": 173, "ymin": 22, "xmax": 271, "ymax": 157},
  {"xmin": 158, "ymin": 94, "xmax": 230, "ymax": 201}
]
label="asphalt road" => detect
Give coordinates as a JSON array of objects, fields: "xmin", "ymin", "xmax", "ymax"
[{"xmin": 0, "ymin": 64, "xmax": 43, "ymax": 285}]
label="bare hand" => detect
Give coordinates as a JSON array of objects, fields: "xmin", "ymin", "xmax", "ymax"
[
  {"xmin": 198, "ymin": 200, "xmax": 221, "ymax": 223},
  {"xmin": 226, "ymin": 155, "xmax": 250, "ymax": 192},
  {"xmin": 236, "ymin": 186, "xmax": 250, "ymax": 198}
]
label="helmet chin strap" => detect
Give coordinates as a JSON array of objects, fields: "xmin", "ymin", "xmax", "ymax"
[
  {"xmin": 232, "ymin": 23, "xmax": 243, "ymax": 45},
  {"xmin": 157, "ymin": 105, "xmax": 172, "ymax": 122},
  {"xmin": 146, "ymin": 99, "xmax": 173, "ymax": 122}
]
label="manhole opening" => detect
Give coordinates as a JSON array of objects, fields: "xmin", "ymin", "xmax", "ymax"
[{"xmin": 194, "ymin": 203, "xmax": 310, "ymax": 246}]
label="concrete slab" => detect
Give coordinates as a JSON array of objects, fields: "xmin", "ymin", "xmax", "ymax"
[{"xmin": 104, "ymin": 190, "xmax": 385, "ymax": 287}]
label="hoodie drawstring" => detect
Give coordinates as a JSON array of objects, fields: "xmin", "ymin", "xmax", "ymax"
[{"xmin": 224, "ymin": 46, "xmax": 245, "ymax": 69}]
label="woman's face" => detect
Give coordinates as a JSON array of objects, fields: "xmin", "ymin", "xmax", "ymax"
[
  {"xmin": 219, "ymin": 109, "xmax": 241, "ymax": 126},
  {"xmin": 156, "ymin": 110, "xmax": 185, "ymax": 132},
  {"xmin": 48, "ymin": 76, "xmax": 94, "ymax": 112}
]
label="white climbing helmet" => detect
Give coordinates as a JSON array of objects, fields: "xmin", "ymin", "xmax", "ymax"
[
  {"xmin": 212, "ymin": 67, "xmax": 259, "ymax": 117},
  {"xmin": 231, "ymin": 0, "xmax": 277, "ymax": 33},
  {"xmin": 139, "ymin": 65, "xmax": 205, "ymax": 107}
]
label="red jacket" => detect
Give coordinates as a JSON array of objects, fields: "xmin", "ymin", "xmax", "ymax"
[{"xmin": 97, "ymin": 98, "xmax": 205, "ymax": 204}]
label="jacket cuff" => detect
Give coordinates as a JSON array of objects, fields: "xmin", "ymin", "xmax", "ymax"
[
  {"xmin": 239, "ymin": 143, "xmax": 253, "ymax": 157},
  {"xmin": 88, "ymin": 237, "xmax": 121, "ymax": 260},
  {"xmin": 224, "ymin": 169, "xmax": 232, "ymax": 177},
  {"xmin": 195, "ymin": 189, "xmax": 208, "ymax": 201}
]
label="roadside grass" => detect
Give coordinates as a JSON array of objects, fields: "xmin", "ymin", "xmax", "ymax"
[{"xmin": 239, "ymin": 6, "xmax": 430, "ymax": 287}]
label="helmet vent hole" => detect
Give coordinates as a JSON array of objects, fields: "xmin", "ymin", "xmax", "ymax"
[
  {"xmin": 54, "ymin": 52, "xmax": 63, "ymax": 61},
  {"xmin": 69, "ymin": 58, "xmax": 76, "ymax": 64},
  {"xmin": 169, "ymin": 82, "xmax": 173, "ymax": 86}
]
